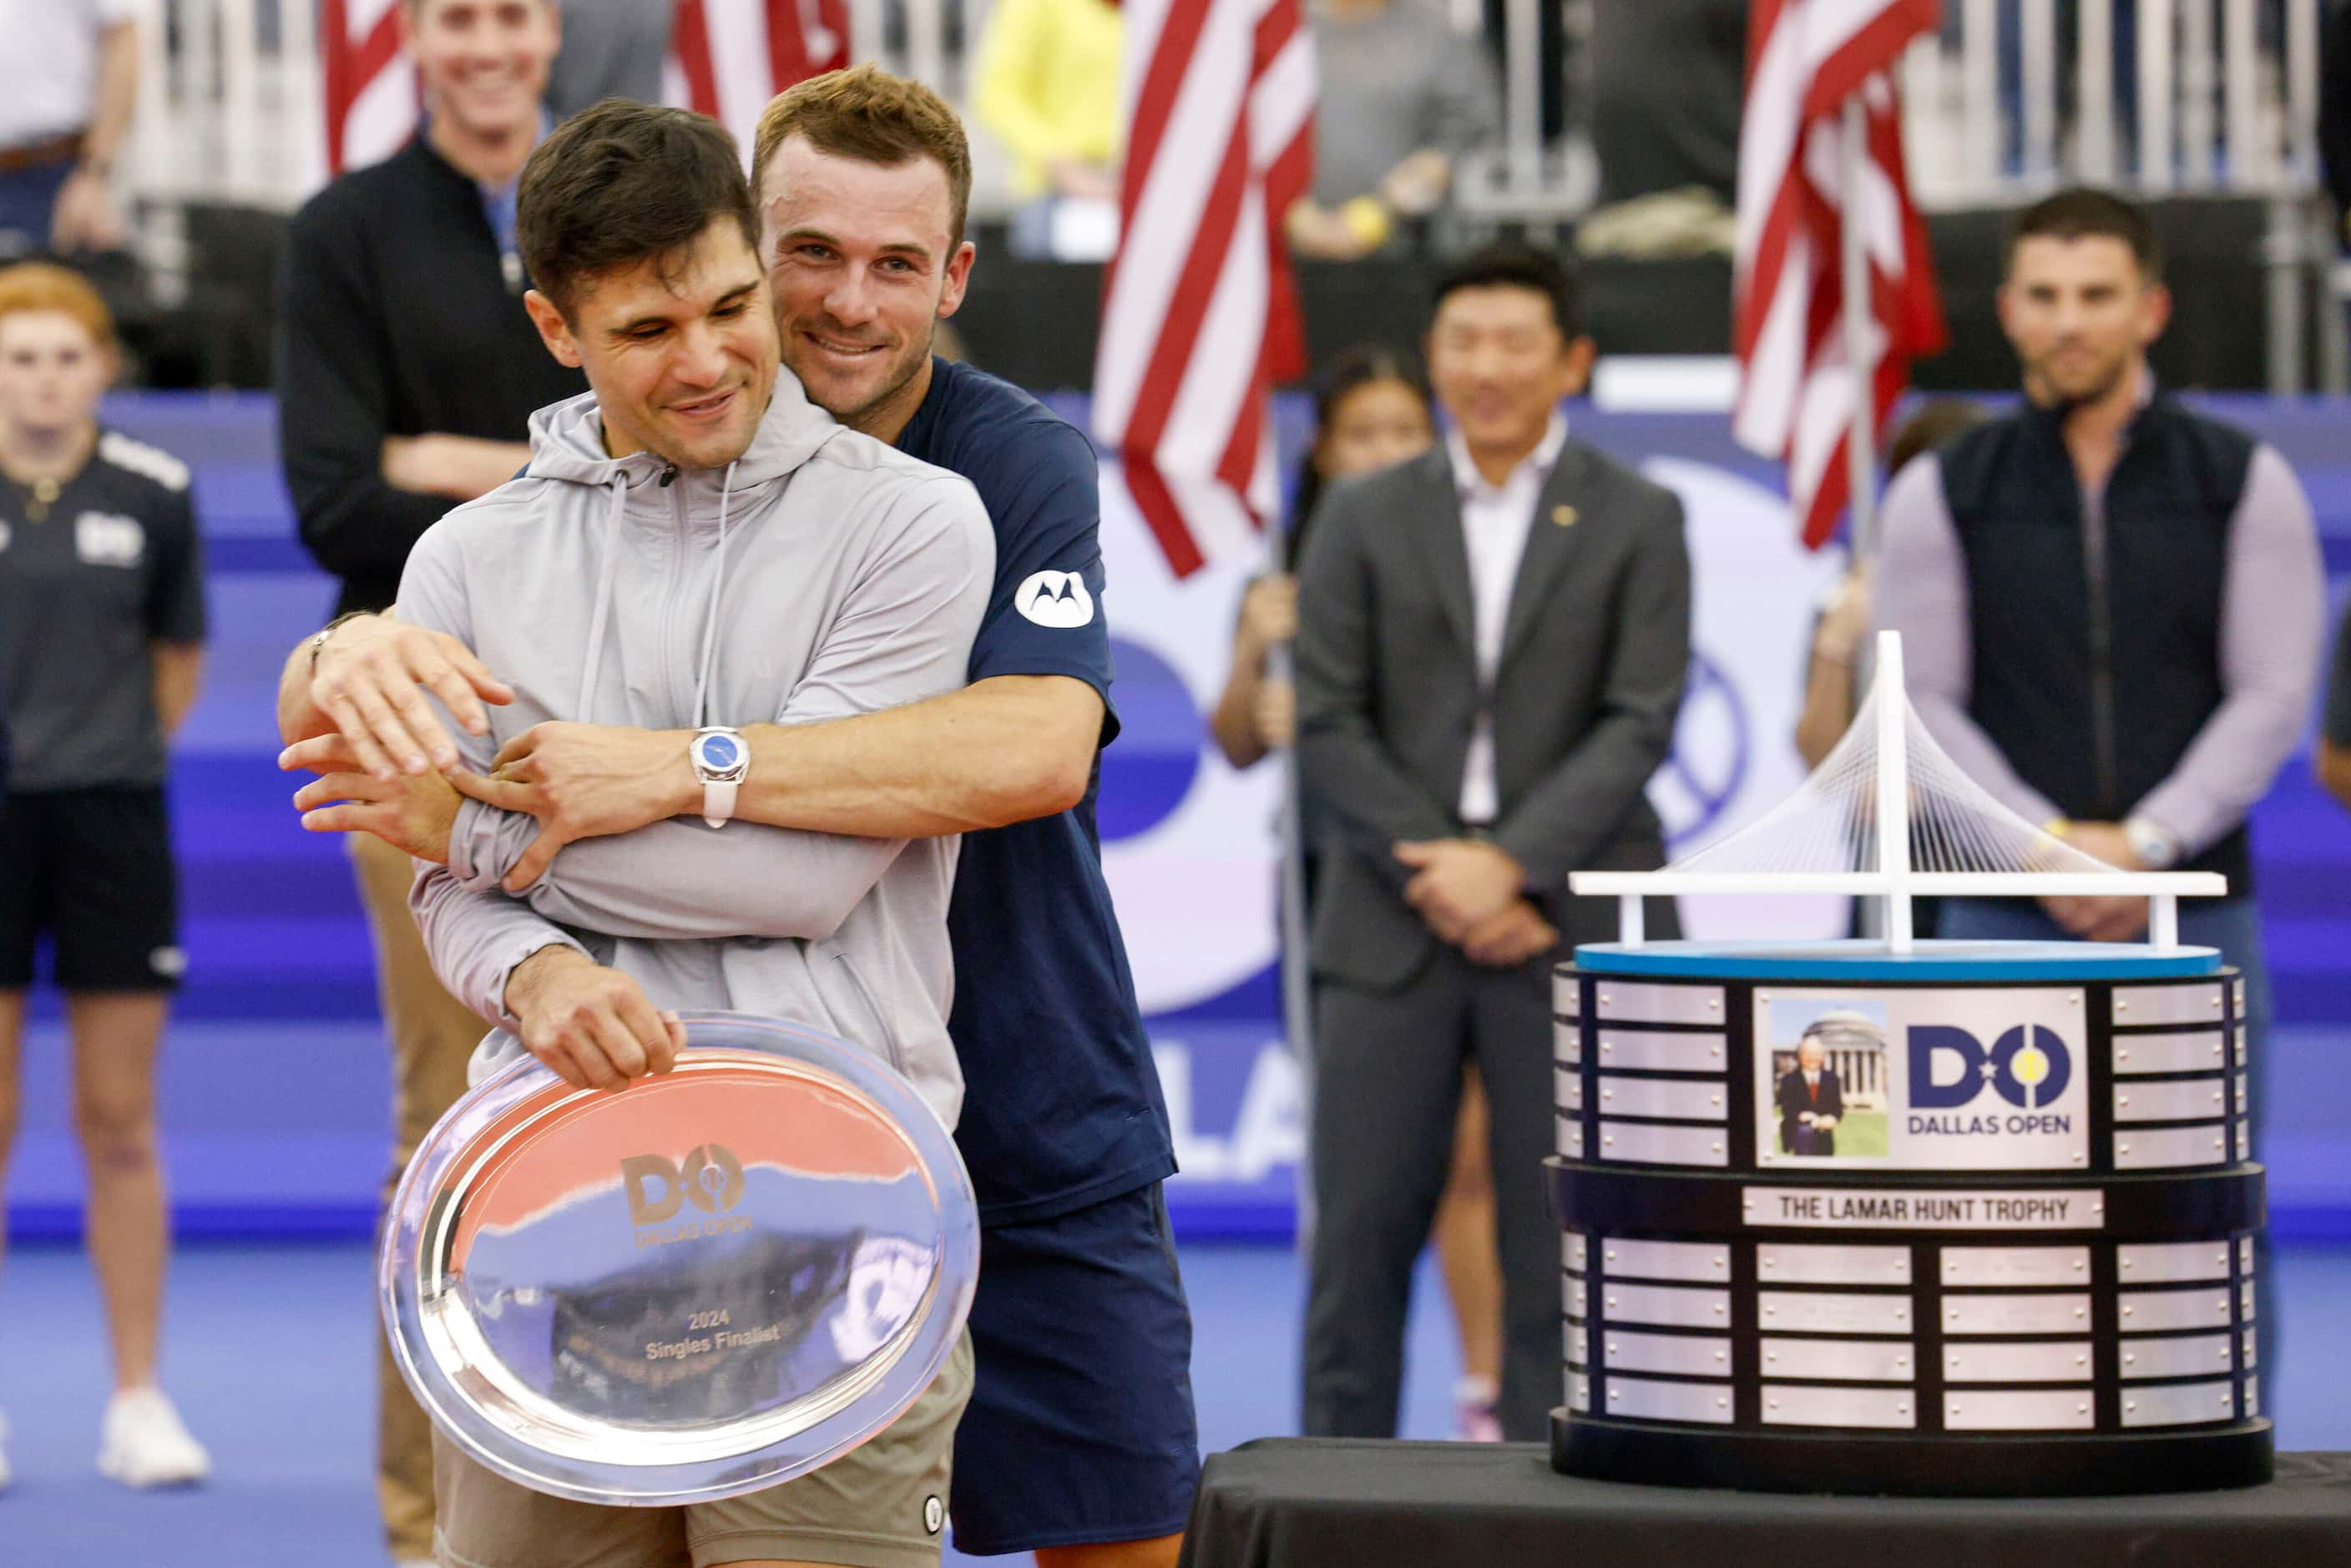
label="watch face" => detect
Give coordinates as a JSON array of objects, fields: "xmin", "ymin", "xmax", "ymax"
[{"xmin": 698, "ymin": 734, "xmax": 741, "ymax": 771}]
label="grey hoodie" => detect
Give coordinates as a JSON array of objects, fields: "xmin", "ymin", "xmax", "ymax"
[{"xmin": 400, "ymin": 376, "xmax": 993, "ymax": 1127}]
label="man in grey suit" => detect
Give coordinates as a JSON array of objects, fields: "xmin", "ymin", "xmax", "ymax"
[{"xmin": 1294, "ymin": 243, "xmax": 1691, "ymax": 1443}]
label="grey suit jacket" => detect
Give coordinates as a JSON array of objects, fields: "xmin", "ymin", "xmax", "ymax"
[{"xmin": 1293, "ymin": 438, "xmax": 1691, "ymax": 989}]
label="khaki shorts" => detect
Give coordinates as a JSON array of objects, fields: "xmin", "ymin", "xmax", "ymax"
[{"xmin": 433, "ymin": 1333, "xmax": 973, "ymax": 1568}]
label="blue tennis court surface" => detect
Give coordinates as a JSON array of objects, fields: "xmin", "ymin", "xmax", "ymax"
[{"xmin": 0, "ymin": 1239, "xmax": 1482, "ymax": 1565}]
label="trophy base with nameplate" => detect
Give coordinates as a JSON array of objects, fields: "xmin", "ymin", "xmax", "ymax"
[
  {"xmin": 1548, "ymin": 632, "xmax": 2273, "ymax": 1495},
  {"xmin": 380, "ymin": 1012, "xmax": 979, "ymax": 1506},
  {"xmin": 1548, "ymin": 943, "xmax": 2271, "ymax": 1496}
]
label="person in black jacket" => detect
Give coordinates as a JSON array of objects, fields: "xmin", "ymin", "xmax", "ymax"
[
  {"xmin": 269, "ymin": 3, "xmax": 575, "ymax": 1562},
  {"xmin": 2320, "ymin": 0, "xmax": 2351, "ymax": 245}
]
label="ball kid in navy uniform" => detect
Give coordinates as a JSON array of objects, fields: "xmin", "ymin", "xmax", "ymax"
[{"xmin": 0, "ymin": 262, "xmax": 210, "ymax": 1490}]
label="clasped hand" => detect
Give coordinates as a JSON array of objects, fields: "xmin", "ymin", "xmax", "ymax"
[{"xmin": 1393, "ymin": 837, "xmax": 1557, "ymax": 968}]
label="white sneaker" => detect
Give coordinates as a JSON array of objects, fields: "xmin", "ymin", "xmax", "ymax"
[{"xmin": 97, "ymin": 1386, "xmax": 210, "ymax": 1488}]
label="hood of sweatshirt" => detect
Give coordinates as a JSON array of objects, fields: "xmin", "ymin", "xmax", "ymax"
[
  {"xmin": 397, "ymin": 372, "xmax": 995, "ymax": 1131},
  {"xmin": 520, "ymin": 373, "xmax": 850, "ymax": 730}
]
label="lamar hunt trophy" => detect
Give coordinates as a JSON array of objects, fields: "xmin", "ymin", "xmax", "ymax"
[
  {"xmin": 1550, "ymin": 634, "xmax": 2270, "ymax": 1497},
  {"xmin": 381, "ymin": 1011, "xmax": 979, "ymax": 1505}
]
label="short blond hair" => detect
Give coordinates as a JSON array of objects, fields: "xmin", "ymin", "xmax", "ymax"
[
  {"xmin": 751, "ymin": 64, "xmax": 973, "ymax": 248},
  {"xmin": 0, "ymin": 262, "xmax": 116, "ymax": 350}
]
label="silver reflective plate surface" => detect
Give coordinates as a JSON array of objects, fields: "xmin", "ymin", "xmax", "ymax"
[
  {"xmin": 1600, "ymin": 1282, "xmax": 1731, "ymax": 1329},
  {"xmin": 2121, "ymin": 1381, "xmax": 2237, "ymax": 1428},
  {"xmin": 1594, "ymin": 1032, "xmax": 1727, "ymax": 1073},
  {"xmin": 382, "ymin": 1013, "xmax": 979, "ymax": 1505},
  {"xmin": 1597, "ymin": 1120, "xmax": 1728, "ymax": 1167},
  {"xmin": 1758, "ymin": 1243, "xmax": 1911, "ymax": 1287},
  {"xmin": 1599, "ymin": 1239, "xmax": 1729, "ymax": 1283},
  {"xmin": 1555, "ymin": 1020, "xmax": 1581, "ymax": 1067},
  {"xmin": 1565, "ymin": 1233, "xmax": 1590, "ymax": 1274},
  {"xmin": 1556, "ymin": 1070, "xmax": 1584, "ymax": 1113},
  {"xmin": 1759, "ymin": 1338, "xmax": 1914, "ymax": 1382},
  {"xmin": 1757, "ymin": 1290, "xmax": 1913, "ymax": 1334},
  {"xmin": 1602, "ymin": 1375, "xmax": 1733, "ymax": 1424},
  {"xmin": 1595, "ymin": 1076, "xmax": 1727, "ymax": 1122},
  {"xmin": 2113, "ymin": 1125, "xmax": 2230, "ymax": 1170},
  {"xmin": 2117, "ymin": 1242, "xmax": 2232, "ymax": 1283},
  {"xmin": 2111, "ymin": 984, "xmax": 2226, "ymax": 1028},
  {"xmin": 2120, "ymin": 1333, "xmax": 2234, "ymax": 1379},
  {"xmin": 1603, "ymin": 1330, "xmax": 1732, "ymax": 1377},
  {"xmin": 1944, "ymin": 1390, "xmax": 2095, "ymax": 1431},
  {"xmin": 1761, "ymin": 1385, "xmax": 1915, "ymax": 1429},
  {"xmin": 2117, "ymin": 1290, "xmax": 2234, "ymax": 1333},
  {"xmin": 1942, "ymin": 1341, "xmax": 2092, "ymax": 1383},
  {"xmin": 1941, "ymin": 1293, "xmax": 2090, "ymax": 1335},
  {"xmin": 2110, "ymin": 1030, "xmax": 2227, "ymax": 1075},
  {"xmin": 2112, "ymin": 1080, "xmax": 2228, "ymax": 1123},
  {"xmin": 1553, "ymin": 971, "xmax": 1580, "ymax": 1018},
  {"xmin": 1555, "ymin": 1115, "xmax": 1585, "ymax": 1159},
  {"xmin": 1592, "ymin": 981, "xmax": 1726, "ymax": 1026},
  {"xmin": 1939, "ymin": 1246, "xmax": 2089, "ymax": 1287}
]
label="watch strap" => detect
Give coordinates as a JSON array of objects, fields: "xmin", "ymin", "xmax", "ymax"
[{"xmin": 702, "ymin": 776, "xmax": 738, "ymax": 830}]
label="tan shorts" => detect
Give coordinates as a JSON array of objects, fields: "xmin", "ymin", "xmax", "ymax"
[{"xmin": 432, "ymin": 1333, "xmax": 973, "ymax": 1568}]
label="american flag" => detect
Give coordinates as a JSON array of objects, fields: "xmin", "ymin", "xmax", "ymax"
[
  {"xmin": 1732, "ymin": 0, "xmax": 1947, "ymax": 549},
  {"xmin": 1092, "ymin": 0, "xmax": 1316, "ymax": 578},
  {"xmin": 321, "ymin": 0, "xmax": 847, "ymax": 178}
]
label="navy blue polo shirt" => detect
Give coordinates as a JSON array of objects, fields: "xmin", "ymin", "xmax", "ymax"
[{"xmin": 897, "ymin": 357, "xmax": 1176, "ymax": 1224}]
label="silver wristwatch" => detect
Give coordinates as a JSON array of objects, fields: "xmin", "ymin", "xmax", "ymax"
[
  {"xmin": 2123, "ymin": 816, "xmax": 2182, "ymax": 871},
  {"xmin": 689, "ymin": 727, "xmax": 749, "ymax": 829}
]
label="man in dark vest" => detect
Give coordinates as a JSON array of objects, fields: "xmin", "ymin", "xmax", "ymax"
[{"xmin": 1876, "ymin": 187, "xmax": 2323, "ymax": 1393}]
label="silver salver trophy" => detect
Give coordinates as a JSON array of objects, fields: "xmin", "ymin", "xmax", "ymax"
[{"xmin": 381, "ymin": 1012, "xmax": 979, "ymax": 1505}]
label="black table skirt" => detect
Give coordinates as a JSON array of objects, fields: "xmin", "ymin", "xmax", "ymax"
[{"xmin": 1179, "ymin": 1440, "xmax": 2351, "ymax": 1568}]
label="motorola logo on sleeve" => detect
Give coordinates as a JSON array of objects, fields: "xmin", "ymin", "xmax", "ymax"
[
  {"xmin": 621, "ymin": 1143, "xmax": 751, "ymax": 1246},
  {"xmin": 1015, "ymin": 569, "xmax": 1095, "ymax": 628}
]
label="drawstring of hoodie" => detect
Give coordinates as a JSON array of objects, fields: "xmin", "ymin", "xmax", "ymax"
[
  {"xmin": 690, "ymin": 460, "xmax": 738, "ymax": 731},
  {"xmin": 574, "ymin": 471, "xmax": 630, "ymax": 717}
]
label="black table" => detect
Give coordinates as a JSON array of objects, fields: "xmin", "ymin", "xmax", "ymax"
[{"xmin": 1179, "ymin": 1440, "xmax": 2351, "ymax": 1568}]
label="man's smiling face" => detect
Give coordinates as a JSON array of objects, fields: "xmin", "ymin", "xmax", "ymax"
[{"xmin": 758, "ymin": 135, "xmax": 973, "ymax": 434}]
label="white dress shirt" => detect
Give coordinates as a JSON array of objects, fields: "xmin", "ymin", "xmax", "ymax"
[
  {"xmin": 0, "ymin": 0, "xmax": 134, "ymax": 150},
  {"xmin": 1447, "ymin": 412, "xmax": 1569, "ymax": 824}
]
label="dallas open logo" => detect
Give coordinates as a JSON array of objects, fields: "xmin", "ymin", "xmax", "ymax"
[
  {"xmin": 1906, "ymin": 1025, "xmax": 2075, "ymax": 1138},
  {"xmin": 619, "ymin": 1143, "xmax": 752, "ymax": 1247}
]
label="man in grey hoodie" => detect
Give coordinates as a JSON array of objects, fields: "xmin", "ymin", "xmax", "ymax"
[{"xmin": 291, "ymin": 101, "xmax": 994, "ymax": 1568}]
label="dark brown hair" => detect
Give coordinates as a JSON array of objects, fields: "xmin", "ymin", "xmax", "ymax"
[
  {"xmin": 1287, "ymin": 345, "xmax": 1435, "ymax": 569},
  {"xmin": 1432, "ymin": 241, "xmax": 1583, "ymax": 340},
  {"xmin": 751, "ymin": 65, "xmax": 973, "ymax": 249},
  {"xmin": 2006, "ymin": 187, "xmax": 2162, "ymax": 281},
  {"xmin": 518, "ymin": 99, "xmax": 759, "ymax": 316}
]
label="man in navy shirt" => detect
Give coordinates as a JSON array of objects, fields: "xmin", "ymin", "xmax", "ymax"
[{"xmin": 279, "ymin": 66, "xmax": 1193, "ymax": 1566}]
